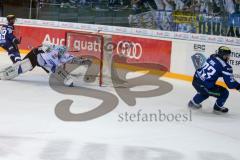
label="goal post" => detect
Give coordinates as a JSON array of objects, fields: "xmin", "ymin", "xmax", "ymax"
[{"xmin": 65, "ymin": 31, "xmax": 126, "ymax": 87}]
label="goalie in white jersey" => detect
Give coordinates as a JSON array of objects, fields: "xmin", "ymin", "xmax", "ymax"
[
  {"xmin": 0, "ymin": 43, "xmax": 92, "ymax": 87},
  {"xmin": 36, "ymin": 45, "xmax": 74, "ymax": 73}
]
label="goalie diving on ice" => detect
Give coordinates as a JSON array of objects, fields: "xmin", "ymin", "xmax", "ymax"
[{"xmin": 0, "ymin": 43, "xmax": 92, "ymax": 87}]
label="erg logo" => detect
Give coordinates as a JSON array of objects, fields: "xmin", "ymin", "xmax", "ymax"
[{"xmin": 194, "ymin": 44, "xmax": 205, "ymax": 52}]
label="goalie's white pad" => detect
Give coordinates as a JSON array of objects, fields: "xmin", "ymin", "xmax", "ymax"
[
  {"xmin": 54, "ymin": 66, "xmax": 74, "ymax": 87},
  {"xmin": 0, "ymin": 59, "xmax": 33, "ymax": 80}
]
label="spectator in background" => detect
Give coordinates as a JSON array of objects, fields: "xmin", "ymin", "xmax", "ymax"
[
  {"xmin": 109, "ymin": 0, "xmax": 129, "ymax": 9},
  {"xmin": 235, "ymin": 0, "xmax": 240, "ymax": 13},
  {"xmin": 109, "ymin": 0, "xmax": 122, "ymax": 7},
  {"xmin": 223, "ymin": 0, "xmax": 235, "ymax": 14},
  {"xmin": 162, "ymin": 0, "xmax": 174, "ymax": 11},
  {"xmin": 109, "ymin": 0, "xmax": 119, "ymax": 6},
  {"xmin": 131, "ymin": 0, "xmax": 148, "ymax": 13},
  {"xmin": 155, "ymin": 0, "xmax": 174, "ymax": 30},
  {"xmin": 174, "ymin": 0, "xmax": 185, "ymax": 10},
  {"xmin": 131, "ymin": 0, "xmax": 158, "ymax": 11},
  {"xmin": 182, "ymin": 0, "xmax": 192, "ymax": 10},
  {"xmin": 211, "ymin": 0, "xmax": 223, "ymax": 15},
  {"xmin": 154, "ymin": 0, "xmax": 165, "ymax": 10},
  {"xmin": 196, "ymin": 0, "xmax": 212, "ymax": 14},
  {"xmin": 190, "ymin": 0, "xmax": 202, "ymax": 12},
  {"xmin": 224, "ymin": 0, "xmax": 237, "ymax": 37}
]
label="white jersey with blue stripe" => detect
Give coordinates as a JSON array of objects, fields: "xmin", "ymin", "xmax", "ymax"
[{"xmin": 37, "ymin": 48, "xmax": 74, "ymax": 73}]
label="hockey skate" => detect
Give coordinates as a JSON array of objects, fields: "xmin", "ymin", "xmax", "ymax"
[
  {"xmin": 188, "ymin": 100, "xmax": 202, "ymax": 109},
  {"xmin": 213, "ymin": 104, "xmax": 229, "ymax": 114}
]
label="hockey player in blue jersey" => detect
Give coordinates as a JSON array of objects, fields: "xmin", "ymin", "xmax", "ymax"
[
  {"xmin": 0, "ymin": 15, "xmax": 21, "ymax": 63},
  {"xmin": 188, "ymin": 46, "xmax": 240, "ymax": 114}
]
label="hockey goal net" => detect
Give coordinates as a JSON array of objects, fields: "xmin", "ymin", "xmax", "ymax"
[{"xmin": 65, "ymin": 31, "xmax": 126, "ymax": 87}]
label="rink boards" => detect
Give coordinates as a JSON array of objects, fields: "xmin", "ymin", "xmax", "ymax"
[{"xmin": 0, "ymin": 17, "xmax": 240, "ymax": 83}]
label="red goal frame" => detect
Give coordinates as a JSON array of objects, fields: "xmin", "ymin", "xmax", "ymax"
[{"xmin": 65, "ymin": 31, "xmax": 104, "ymax": 86}]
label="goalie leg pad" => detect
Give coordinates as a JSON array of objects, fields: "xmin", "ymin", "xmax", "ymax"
[
  {"xmin": 20, "ymin": 58, "xmax": 33, "ymax": 73},
  {"xmin": 0, "ymin": 58, "xmax": 33, "ymax": 80},
  {"xmin": 53, "ymin": 66, "xmax": 74, "ymax": 87}
]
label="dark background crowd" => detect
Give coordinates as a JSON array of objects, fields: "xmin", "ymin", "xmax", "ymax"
[
  {"xmin": 35, "ymin": 0, "xmax": 240, "ymax": 15},
  {"xmin": 1, "ymin": 0, "xmax": 240, "ymax": 15}
]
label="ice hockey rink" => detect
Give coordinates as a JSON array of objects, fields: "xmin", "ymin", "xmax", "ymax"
[{"xmin": 0, "ymin": 53, "xmax": 240, "ymax": 160}]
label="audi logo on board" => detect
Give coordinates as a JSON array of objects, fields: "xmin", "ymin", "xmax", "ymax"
[{"xmin": 116, "ymin": 41, "xmax": 143, "ymax": 60}]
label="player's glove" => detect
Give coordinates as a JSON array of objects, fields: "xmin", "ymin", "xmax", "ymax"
[
  {"xmin": 13, "ymin": 38, "xmax": 21, "ymax": 45},
  {"xmin": 12, "ymin": 38, "xmax": 21, "ymax": 51}
]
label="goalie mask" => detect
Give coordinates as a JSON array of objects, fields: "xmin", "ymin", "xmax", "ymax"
[
  {"xmin": 40, "ymin": 42, "xmax": 54, "ymax": 53},
  {"xmin": 55, "ymin": 46, "xmax": 67, "ymax": 57}
]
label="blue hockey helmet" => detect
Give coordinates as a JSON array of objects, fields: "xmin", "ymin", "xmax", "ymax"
[{"xmin": 6, "ymin": 15, "xmax": 16, "ymax": 24}]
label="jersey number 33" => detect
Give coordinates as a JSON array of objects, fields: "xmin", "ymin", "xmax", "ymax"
[
  {"xmin": 0, "ymin": 29, "xmax": 7, "ymax": 40},
  {"xmin": 198, "ymin": 62, "xmax": 216, "ymax": 80}
]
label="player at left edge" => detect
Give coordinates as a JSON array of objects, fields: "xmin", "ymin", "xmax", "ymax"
[{"xmin": 0, "ymin": 15, "xmax": 21, "ymax": 63}]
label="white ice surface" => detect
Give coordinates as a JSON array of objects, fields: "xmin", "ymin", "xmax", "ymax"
[{"xmin": 0, "ymin": 53, "xmax": 240, "ymax": 160}]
